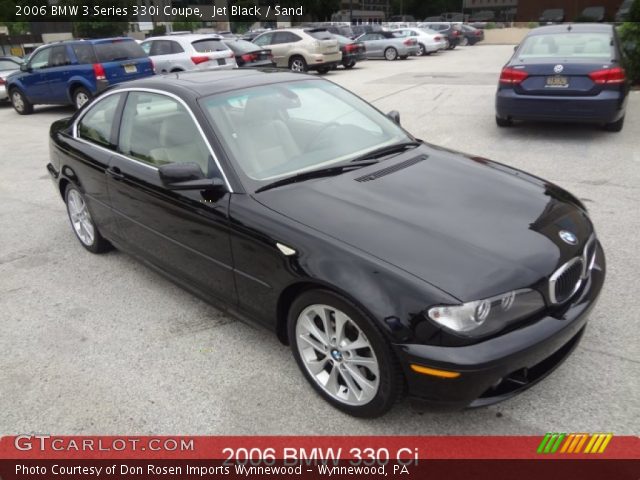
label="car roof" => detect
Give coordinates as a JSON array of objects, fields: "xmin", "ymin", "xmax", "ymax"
[
  {"xmin": 143, "ymin": 34, "xmax": 224, "ymax": 42},
  {"xmin": 46, "ymin": 37, "xmax": 136, "ymax": 45},
  {"xmin": 109, "ymin": 69, "xmax": 321, "ymax": 99},
  {"xmin": 529, "ymin": 23, "xmax": 613, "ymax": 35}
]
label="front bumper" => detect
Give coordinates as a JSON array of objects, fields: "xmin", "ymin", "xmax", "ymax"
[
  {"xmin": 0, "ymin": 84, "xmax": 7, "ymax": 100},
  {"xmin": 496, "ymin": 87, "xmax": 627, "ymax": 124},
  {"xmin": 394, "ymin": 241, "xmax": 605, "ymax": 411}
]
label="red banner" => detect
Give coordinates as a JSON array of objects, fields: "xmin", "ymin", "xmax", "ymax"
[{"xmin": 0, "ymin": 436, "xmax": 638, "ymax": 480}]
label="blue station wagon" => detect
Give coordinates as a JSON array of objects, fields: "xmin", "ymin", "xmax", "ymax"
[{"xmin": 6, "ymin": 38, "xmax": 154, "ymax": 114}]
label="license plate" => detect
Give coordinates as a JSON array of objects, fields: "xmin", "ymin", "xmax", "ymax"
[
  {"xmin": 124, "ymin": 64, "xmax": 137, "ymax": 74},
  {"xmin": 546, "ymin": 75, "xmax": 568, "ymax": 88},
  {"xmin": 217, "ymin": 58, "xmax": 225, "ymax": 66}
]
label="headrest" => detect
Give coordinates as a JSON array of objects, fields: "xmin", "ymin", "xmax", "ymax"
[{"xmin": 159, "ymin": 112, "xmax": 198, "ymax": 147}]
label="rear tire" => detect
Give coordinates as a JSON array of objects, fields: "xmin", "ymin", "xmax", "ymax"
[
  {"xmin": 604, "ymin": 115, "xmax": 624, "ymax": 132},
  {"xmin": 496, "ymin": 116, "xmax": 513, "ymax": 127},
  {"xmin": 64, "ymin": 185, "xmax": 111, "ymax": 254},
  {"xmin": 343, "ymin": 60, "xmax": 356, "ymax": 69},
  {"xmin": 72, "ymin": 87, "xmax": 92, "ymax": 110},
  {"xmin": 288, "ymin": 289, "xmax": 403, "ymax": 418},
  {"xmin": 384, "ymin": 47, "xmax": 398, "ymax": 61},
  {"xmin": 10, "ymin": 89, "xmax": 33, "ymax": 115},
  {"xmin": 417, "ymin": 44, "xmax": 426, "ymax": 56},
  {"xmin": 289, "ymin": 56, "xmax": 308, "ymax": 73}
]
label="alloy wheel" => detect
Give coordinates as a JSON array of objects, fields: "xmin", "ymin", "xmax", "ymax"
[
  {"xmin": 384, "ymin": 48, "xmax": 397, "ymax": 61},
  {"xmin": 290, "ymin": 59, "xmax": 305, "ymax": 72},
  {"xmin": 67, "ymin": 189, "xmax": 95, "ymax": 246},
  {"xmin": 75, "ymin": 91, "xmax": 90, "ymax": 109},
  {"xmin": 295, "ymin": 304, "xmax": 380, "ymax": 406},
  {"xmin": 12, "ymin": 92, "xmax": 24, "ymax": 112}
]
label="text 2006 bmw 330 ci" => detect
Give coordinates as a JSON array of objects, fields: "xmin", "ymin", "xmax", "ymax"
[{"xmin": 47, "ymin": 70, "xmax": 605, "ymax": 417}]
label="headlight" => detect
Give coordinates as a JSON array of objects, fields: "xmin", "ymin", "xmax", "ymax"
[{"xmin": 426, "ymin": 289, "xmax": 545, "ymax": 336}]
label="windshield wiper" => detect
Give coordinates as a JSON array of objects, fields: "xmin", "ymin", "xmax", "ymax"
[
  {"xmin": 255, "ymin": 160, "xmax": 379, "ymax": 193},
  {"xmin": 350, "ymin": 141, "xmax": 421, "ymax": 163}
]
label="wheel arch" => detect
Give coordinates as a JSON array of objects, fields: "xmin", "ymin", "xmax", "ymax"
[
  {"xmin": 58, "ymin": 177, "xmax": 71, "ymax": 200},
  {"xmin": 67, "ymin": 78, "xmax": 93, "ymax": 104},
  {"xmin": 276, "ymin": 279, "xmax": 376, "ymax": 346}
]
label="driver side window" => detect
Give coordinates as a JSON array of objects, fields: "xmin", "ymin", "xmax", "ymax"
[
  {"xmin": 118, "ymin": 92, "xmax": 214, "ymax": 178},
  {"xmin": 29, "ymin": 48, "xmax": 51, "ymax": 70},
  {"xmin": 253, "ymin": 33, "xmax": 272, "ymax": 46}
]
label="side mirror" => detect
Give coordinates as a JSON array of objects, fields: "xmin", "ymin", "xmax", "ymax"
[
  {"xmin": 20, "ymin": 63, "xmax": 31, "ymax": 72},
  {"xmin": 513, "ymin": 45, "xmax": 519, "ymax": 52},
  {"xmin": 159, "ymin": 163, "xmax": 225, "ymax": 191},
  {"xmin": 387, "ymin": 110, "xmax": 401, "ymax": 125}
]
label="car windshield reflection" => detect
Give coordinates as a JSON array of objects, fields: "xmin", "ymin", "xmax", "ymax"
[{"xmin": 200, "ymin": 80, "xmax": 409, "ymax": 184}]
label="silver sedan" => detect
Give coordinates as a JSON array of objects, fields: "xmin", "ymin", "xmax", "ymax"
[{"xmin": 356, "ymin": 32, "xmax": 419, "ymax": 60}]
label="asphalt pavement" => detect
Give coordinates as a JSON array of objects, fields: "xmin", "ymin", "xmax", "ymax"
[{"xmin": 0, "ymin": 44, "xmax": 638, "ymax": 435}]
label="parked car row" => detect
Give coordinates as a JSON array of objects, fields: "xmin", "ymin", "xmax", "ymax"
[{"xmin": 4, "ymin": 23, "xmax": 482, "ymax": 115}]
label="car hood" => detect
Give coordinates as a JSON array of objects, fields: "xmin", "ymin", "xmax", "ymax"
[{"xmin": 254, "ymin": 144, "xmax": 593, "ymax": 302}]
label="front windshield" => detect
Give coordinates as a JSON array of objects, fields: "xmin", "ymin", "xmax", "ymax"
[{"xmin": 199, "ymin": 79, "xmax": 410, "ymax": 185}]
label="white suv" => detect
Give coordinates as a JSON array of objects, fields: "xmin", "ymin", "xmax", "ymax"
[{"xmin": 141, "ymin": 34, "xmax": 236, "ymax": 73}]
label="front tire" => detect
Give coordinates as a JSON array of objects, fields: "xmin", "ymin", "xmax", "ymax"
[
  {"xmin": 72, "ymin": 87, "xmax": 92, "ymax": 110},
  {"xmin": 384, "ymin": 47, "xmax": 398, "ymax": 61},
  {"xmin": 288, "ymin": 289, "xmax": 403, "ymax": 418},
  {"xmin": 417, "ymin": 44, "xmax": 426, "ymax": 56},
  {"xmin": 10, "ymin": 89, "xmax": 33, "ymax": 115},
  {"xmin": 65, "ymin": 185, "xmax": 111, "ymax": 253}
]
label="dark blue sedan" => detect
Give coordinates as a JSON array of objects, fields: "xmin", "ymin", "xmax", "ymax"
[{"xmin": 496, "ymin": 24, "xmax": 629, "ymax": 132}]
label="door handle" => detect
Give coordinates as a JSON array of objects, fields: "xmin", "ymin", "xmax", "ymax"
[{"xmin": 106, "ymin": 167, "xmax": 124, "ymax": 180}]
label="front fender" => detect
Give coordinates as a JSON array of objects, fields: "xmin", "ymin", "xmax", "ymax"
[{"xmin": 229, "ymin": 195, "xmax": 457, "ymax": 345}]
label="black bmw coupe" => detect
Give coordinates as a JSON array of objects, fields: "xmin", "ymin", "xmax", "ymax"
[{"xmin": 48, "ymin": 70, "xmax": 605, "ymax": 417}]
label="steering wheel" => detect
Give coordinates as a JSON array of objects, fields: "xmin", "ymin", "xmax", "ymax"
[{"xmin": 305, "ymin": 122, "xmax": 341, "ymax": 150}]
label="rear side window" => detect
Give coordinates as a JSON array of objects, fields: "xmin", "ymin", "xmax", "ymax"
[
  {"xmin": 49, "ymin": 46, "xmax": 71, "ymax": 67},
  {"xmin": 94, "ymin": 40, "xmax": 147, "ymax": 62},
  {"xmin": 272, "ymin": 32, "xmax": 301, "ymax": 44},
  {"xmin": 78, "ymin": 93, "xmax": 123, "ymax": 148},
  {"xmin": 72, "ymin": 44, "xmax": 97, "ymax": 64},
  {"xmin": 192, "ymin": 39, "xmax": 227, "ymax": 52},
  {"xmin": 150, "ymin": 40, "xmax": 176, "ymax": 56},
  {"xmin": 520, "ymin": 33, "xmax": 613, "ymax": 59},
  {"xmin": 307, "ymin": 30, "xmax": 333, "ymax": 41}
]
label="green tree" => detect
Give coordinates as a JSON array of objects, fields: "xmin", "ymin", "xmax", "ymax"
[
  {"xmin": 2, "ymin": 21, "xmax": 29, "ymax": 35},
  {"xmin": 73, "ymin": 22, "xmax": 127, "ymax": 38},
  {"xmin": 172, "ymin": 17, "xmax": 201, "ymax": 32},
  {"xmin": 620, "ymin": 0, "xmax": 640, "ymax": 84}
]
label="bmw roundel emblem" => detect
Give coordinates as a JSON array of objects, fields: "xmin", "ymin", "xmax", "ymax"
[
  {"xmin": 559, "ymin": 230, "xmax": 578, "ymax": 245},
  {"xmin": 554, "ymin": 64, "xmax": 564, "ymax": 74}
]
